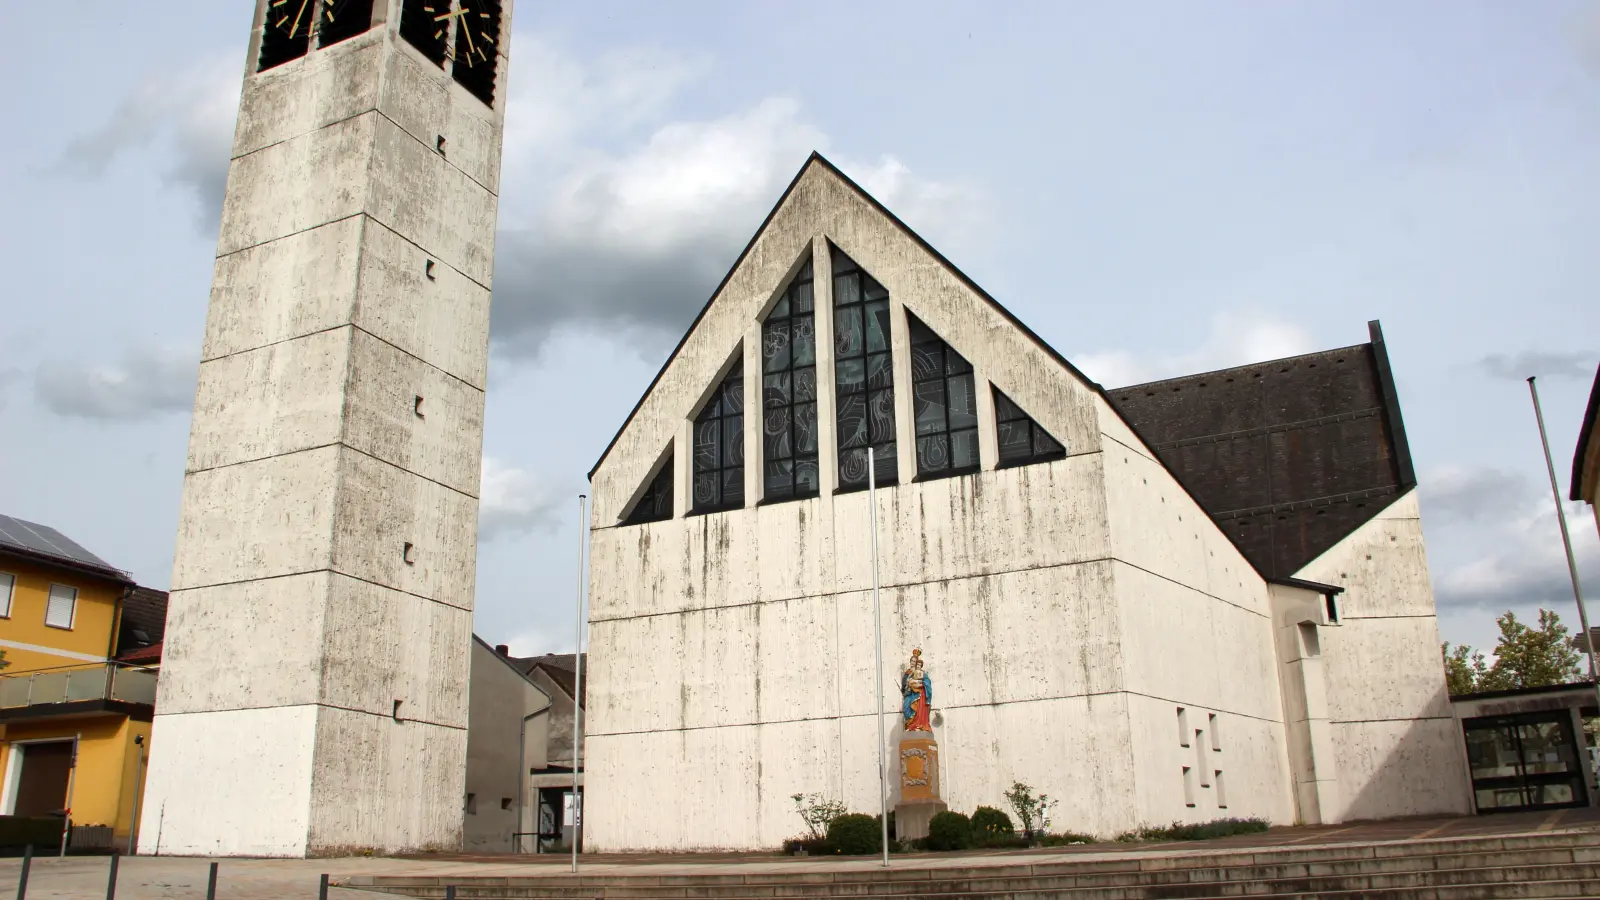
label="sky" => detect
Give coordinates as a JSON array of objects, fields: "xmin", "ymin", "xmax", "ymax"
[{"xmin": 1, "ymin": 1, "xmax": 1598, "ymax": 661}]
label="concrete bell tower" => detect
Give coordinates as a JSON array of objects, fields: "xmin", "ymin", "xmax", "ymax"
[{"xmin": 138, "ymin": 0, "xmax": 512, "ymax": 857}]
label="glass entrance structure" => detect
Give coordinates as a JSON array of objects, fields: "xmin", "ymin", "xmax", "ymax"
[{"xmin": 1463, "ymin": 711, "xmax": 1589, "ymax": 812}]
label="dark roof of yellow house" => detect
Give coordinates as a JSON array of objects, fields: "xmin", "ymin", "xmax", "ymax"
[
  {"xmin": 1571, "ymin": 363, "xmax": 1600, "ymax": 502},
  {"xmin": 0, "ymin": 512, "xmax": 131, "ymax": 584}
]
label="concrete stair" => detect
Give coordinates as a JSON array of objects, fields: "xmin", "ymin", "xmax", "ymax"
[{"xmin": 344, "ymin": 830, "xmax": 1600, "ymax": 899}]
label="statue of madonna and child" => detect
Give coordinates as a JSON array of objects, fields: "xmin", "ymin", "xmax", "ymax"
[{"xmin": 895, "ymin": 648, "xmax": 947, "ymax": 839}]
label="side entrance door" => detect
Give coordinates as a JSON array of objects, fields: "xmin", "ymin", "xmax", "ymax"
[
  {"xmin": 1464, "ymin": 711, "xmax": 1588, "ymax": 812},
  {"xmin": 13, "ymin": 741, "xmax": 74, "ymax": 817}
]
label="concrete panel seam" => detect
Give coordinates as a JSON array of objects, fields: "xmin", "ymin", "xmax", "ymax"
[
  {"xmin": 184, "ymin": 438, "xmax": 482, "ymax": 501},
  {"xmin": 1121, "ymin": 689, "xmax": 1288, "ymax": 727},
  {"xmin": 185, "ymin": 440, "xmax": 345, "ymax": 476},
  {"xmin": 1333, "ymin": 613, "xmax": 1442, "ymax": 621},
  {"xmin": 363, "ymin": 211, "xmax": 491, "ymax": 293},
  {"xmin": 342, "ymin": 442, "xmax": 482, "ymax": 500},
  {"xmin": 372, "ymin": 107, "xmax": 499, "ymax": 198},
  {"xmin": 214, "ymin": 213, "xmax": 365, "ymax": 263},
  {"xmin": 1108, "ymin": 558, "xmax": 1271, "ymax": 621},
  {"xmin": 170, "ymin": 567, "xmax": 474, "ymax": 612},
  {"xmin": 1330, "ymin": 716, "xmax": 1458, "ymax": 725},
  {"xmin": 1101, "ymin": 430, "xmax": 1159, "ymax": 465},
  {"xmin": 200, "ymin": 322, "xmax": 352, "ymax": 366},
  {"xmin": 227, "ymin": 108, "xmax": 376, "ymax": 164},
  {"xmin": 349, "ymin": 323, "xmax": 488, "ymax": 394}
]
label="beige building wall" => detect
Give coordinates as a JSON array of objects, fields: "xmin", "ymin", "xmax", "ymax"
[{"xmin": 464, "ymin": 639, "xmax": 550, "ymax": 854}]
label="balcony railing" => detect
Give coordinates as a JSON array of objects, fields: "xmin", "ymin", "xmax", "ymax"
[{"xmin": 0, "ymin": 661, "xmax": 158, "ymax": 711}]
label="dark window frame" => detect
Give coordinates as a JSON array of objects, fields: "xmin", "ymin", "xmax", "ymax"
[
  {"xmin": 831, "ymin": 245, "xmax": 898, "ymax": 493},
  {"xmin": 450, "ymin": 0, "xmax": 502, "ymax": 106},
  {"xmin": 993, "ymin": 387, "xmax": 1066, "ymax": 469},
  {"xmin": 316, "ymin": 0, "xmax": 376, "ymax": 48},
  {"xmin": 622, "ymin": 452, "xmax": 674, "ymax": 526},
  {"xmin": 691, "ymin": 355, "xmax": 745, "ymax": 515},
  {"xmin": 761, "ymin": 259, "xmax": 821, "ymax": 503},
  {"xmin": 398, "ymin": 0, "xmax": 450, "ymax": 67},
  {"xmin": 908, "ymin": 314, "xmax": 980, "ymax": 481}
]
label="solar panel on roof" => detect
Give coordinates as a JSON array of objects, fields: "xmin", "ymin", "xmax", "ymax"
[{"xmin": 0, "ymin": 513, "xmax": 120, "ymax": 573}]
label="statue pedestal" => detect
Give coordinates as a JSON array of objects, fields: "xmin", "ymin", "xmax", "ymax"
[{"xmin": 894, "ymin": 733, "xmax": 946, "ymax": 841}]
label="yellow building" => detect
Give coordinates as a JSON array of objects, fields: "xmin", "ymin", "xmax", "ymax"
[{"xmin": 0, "ymin": 514, "xmax": 165, "ymax": 850}]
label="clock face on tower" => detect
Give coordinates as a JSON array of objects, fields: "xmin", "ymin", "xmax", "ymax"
[
  {"xmin": 258, "ymin": 0, "xmax": 375, "ymax": 71},
  {"xmin": 398, "ymin": 0, "xmax": 503, "ymax": 107}
]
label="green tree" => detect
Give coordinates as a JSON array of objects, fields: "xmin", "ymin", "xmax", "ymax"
[{"xmin": 1442, "ymin": 609, "xmax": 1584, "ymax": 695}]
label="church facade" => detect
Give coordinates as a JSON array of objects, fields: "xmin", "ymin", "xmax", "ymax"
[{"xmin": 583, "ymin": 155, "xmax": 1470, "ymax": 851}]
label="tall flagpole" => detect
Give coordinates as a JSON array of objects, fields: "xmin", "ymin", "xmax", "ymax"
[
  {"xmin": 868, "ymin": 449, "xmax": 890, "ymax": 868},
  {"xmin": 572, "ymin": 494, "xmax": 588, "ymax": 874},
  {"xmin": 1527, "ymin": 378, "xmax": 1600, "ymax": 730}
]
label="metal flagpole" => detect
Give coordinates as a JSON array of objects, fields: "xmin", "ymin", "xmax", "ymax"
[
  {"xmin": 1527, "ymin": 377, "xmax": 1600, "ymax": 732},
  {"xmin": 572, "ymin": 494, "xmax": 589, "ymax": 874},
  {"xmin": 868, "ymin": 448, "xmax": 890, "ymax": 868}
]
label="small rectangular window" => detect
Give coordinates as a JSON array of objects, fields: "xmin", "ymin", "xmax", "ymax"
[
  {"xmin": 1324, "ymin": 594, "xmax": 1340, "ymax": 625},
  {"xmin": 465, "ymin": 792, "xmax": 477, "ymax": 814},
  {"xmin": 1215, "ymin": 770, "xmax": 1227, "ymax": 809},
  {"xmin": 1299, "ymin": 622, "xmax": 1321, "ymax": 658},
  {"xmin": 1209, "ymin": 713, "xmax": 1221, "ymax": 751},
  {"xmin": 45, "ymin": 584, "xmax": 77, "ymax": 629},
  {"xmin": 0, "ymin": 572, "xmax": 13, "ymax": 618},
  {"xmin": 1196, "ymin": 732, "xmax": 1209, "ymax": 786},
  {"xmin": 1177, "ymin": 707, "xmax": 1190, "ymax": 747},
  {"xmin": 1182, "ymin": 766, "xmax": 1196, "ymax": 807},
  {"xmin": 501, "ymin": 797, "xmax": 513, "ymax": 811}
]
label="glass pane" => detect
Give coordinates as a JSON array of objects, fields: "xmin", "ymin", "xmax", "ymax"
[
  {"xmin": 869, "ymin": 389, "xmax": 897, "ymax": 443},
  {"xmin": 994, "ymin": 391, "xmax": 1026, "ymax": 422},
  {"xmin": 831, "ymin": 247, "xmax": 857, "ymax": 276},
  {"xmin": 914, "ymin": 379, "xmax": 947, "ymax": 435},
  {"xmin": 693, "ymin": 472, "xmax": 720, "ymax": 508},
  {"xmin": 771, "ymin": 293, "xmax": 790, "ymax": 318},
  {"xmin": 1518, "ymin": 722, "xmax": 1578, "ymax": 774},
  {"xmin": 795, "ymin": 403, "xmax": 818, "ymax": 454},
  {"xmin": 765, "ymin": 459, "xmax": 794, "ymax": 497},
  {"xmin": 839, "ymin": 447, "xmax": 869, "ymax": 486},
  {"xmin": 723, "ymin": 416, "xmax": 743, "ymax": 467},
  {"xmin": 1531, "ymin": 781, "xmax": 1577, "ymax": 805},
  {"xmin": 863, "ymin": 274, "xmax": 888, "ymax": 301},
  {"xmin": 1034, "ymin": 428, "xmax": 1065, "ymax": 457},
  {"xmin": 764, "ymin": 408, "xmax": 792, "ymax": 459},
  {"xmin": 952, "ymin": 428, "xmax": 980, "ymax": 469},
  {"xmin": 910, "ymin": 341, "xmax": 942, "ymax": 382},
  {"xmin": 724, "ymin": 376, "xmax": 744, "ymax": 414},
  {"xmin": 694, "ymin": 420, "xmax": 720, "ymax": 472},
  {"xmin": 834, "ymin": 272, "xmax": 861, "ymax": 307},
  {"xmin": 111, "ymin": 667, "xmax": 158, "ymax": 705},
  {"xmin": 764, "ymin": 371, "xmax": 792, "ymax": 408},
  {"xmin": 917, "ymin": 434, "xmax": 950, "ymax": 473},
  {"xmin": 875, "ymin": 443, "xmax": 898, "ymax": 483},
  {"xmin": 907, "ymin": 315, "xmax": 937, "ymax": 345},
  {"xmin": 795, "ymin": 457, "xmax": 820, "ymax": 495},
  {"xmin": 998, "ymin": 421, "xmax": 1031, "ymax": 461},
  {"xmin": 865, "ymin": 301, "xmax": 891, "ymax": 353},
  {"xmin": 1465, "ymin": 726, "xmax": 1521, "ymax": 780},
  {"xmin": 794, "ymin": 366, "xmax": 817, "ymax": 403},
  {"xmin": 797, "ymin": 259, "xmax": 813, "ymax": 281},
  {"xmin": 793, "ymin": 281, "xmax": 813, "ymax": 313},
  {"xmin": 867, "ymin": 352, "xmax": 894, "ymax": 389},
  {"xmin": 764, "ymin": 322, "xmax": 791, "ymax": 373},
  {"xmin": 837, "ymin": 394, "xmax": 868, "ymax": 448},
  {"xmin": 835, "ymin": 306, "xmax": 863, "ymax": 357},
  {"xmin": 722, "ymin": 470, "xmax": 744, "ymax": 507},
  {"xmin": 946, "ymin": 348, "xmax": 972, "ymax": 376},
  {"xmin": 1475, "ymin": 787, "xmax": 1527, "ymax": 809},
  {"xmin": 836, "ymin": 358, "xmax": 865, "ymax": 395},
  {"xmin": 948, "ymin": 373, "xmax": 977, "ymax": 429},
  {"xmin": 793, "ymin": 316, "xmax": 816, "ymax": 365}
]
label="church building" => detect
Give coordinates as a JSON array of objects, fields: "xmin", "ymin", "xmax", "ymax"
[{"xmin": 583, "ymin": 154, "xmax": 1471, "ymax": 850}]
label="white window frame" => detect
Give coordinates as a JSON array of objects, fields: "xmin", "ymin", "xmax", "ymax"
[
  {"xmin": 45, "ymin": 583, "xmax": 78, "ymax": 630},
  {"xmin": 0, "ymin": 571, "xmax": 14, "ymax": 618}
]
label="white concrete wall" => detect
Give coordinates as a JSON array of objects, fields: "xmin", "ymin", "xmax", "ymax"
[
  {"xmin": 142, "ymin": 0, "xmax": 510, "ymax": 857},
  {"xmin": 1293, "ymin": 490, "xmax": 1473, "ymax": 821}
]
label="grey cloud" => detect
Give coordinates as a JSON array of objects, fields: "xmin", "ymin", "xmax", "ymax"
[
  {"xmin": 1478, "ymin": 351, "xmax": 1597, "ymax": 381},
  {"xmin": 1419, "ymin": 466, "xmax": 1532, "ymax": 525},
  {"xmin": 478, "ymin": 457, "xmax": 564, "ymax": 542},
  {"xmin": 35, "ymin": 346, "xmax": 197, "ymax": 421}
]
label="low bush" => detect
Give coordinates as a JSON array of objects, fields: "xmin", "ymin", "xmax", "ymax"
[
  {"xmin": 1116, "ymin": 818, "xmax": 1270, "ymax": 843},
  {"xmin": 1038, "ymin": 831, "xmax": 1097, "ymax": 846},
  {"xmin": 970, "ymin": 806, "xmax": 1015, "ymax": 844},
  {"xmin": 826, "ymin": 813, "xmax": 882, "ymax": 855},
  {"xmin": 925, "ymin": 811, "xmax": 972, "ymax": 852},
  {"xmin": 783, "ymin": 836, "xmax": 833, "ymax": 855}
]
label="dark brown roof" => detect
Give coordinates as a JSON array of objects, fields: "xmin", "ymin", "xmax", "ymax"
[
  {"xmin": 1571, "ymin": 363, "xmax": 1600, "ymax": 502},
  {"xmin": 1106, "ymin": 321, "xmax": 1417, "ymax": 580},
  {"xmin": 117, "ymin": 586, "xmax": 168, "ymax": 654},
  {"xmin": 116, "ymin": 641, "xmax": 162, "ymax": 664},
  {"xmin": 0, "ymin": 513, "xmax": 132, "ymax": 584},
  {"xmin": 513, "ymin": 653, "xmax": 587, "ymax": 708}
]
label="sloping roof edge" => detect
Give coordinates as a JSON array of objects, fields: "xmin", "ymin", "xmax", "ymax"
[
  {"xmin": 587, "ymin": 150, "xmax": 1111, "ymax": 480},
  {"xmin": 0, "ymin": 544, "xmax": 133, "ymax": 586},
  {"xmin": 1571, "ymin": 363, "xmax": 1600, "ymax": 502},
  {"xmin": 472, "ymin": 634, "xmax": 554, "ymax": 708},
  {"xmin": 1367, "ymin": 320, "xmax": 1417, "ymax": 490},
  {"xmin": 1267, "ymin": 576, "xmax": 1345, "ymax": 596}
]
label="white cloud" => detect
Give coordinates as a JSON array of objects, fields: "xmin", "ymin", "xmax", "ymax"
[
  {"xmin": 478, "ymin": 456, "xmax": 563, "ymax": 542},
  {"xmin": 1478, "ymin": 350, "xmax": 1597, "ymax": 382},
  {"xmin": 1073, "ymin": 310, "xmax": 1319, "ymax": 388},
  {"xmin": 34, "ymin": 345, "xmax": 196, "ymax": 421}
]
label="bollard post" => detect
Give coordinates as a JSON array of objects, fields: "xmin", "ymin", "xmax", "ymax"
[
  {"xmin": 105, "ymin": 852, "xmax": 120, "ymax": 900},
  {"xmin": 15, "ymin": 845, "xmax": 31, "ymax": 900},
  {"xmin": 445, "ymin": 886, "xmax": 456, "ymax": 900},
  {"xmin": 318, "ymin": 873, "xmax": 329, "ymax": 900},
  {"xmin": 205, "ymin": 861, "xmax": 218, "ymax": 900}
]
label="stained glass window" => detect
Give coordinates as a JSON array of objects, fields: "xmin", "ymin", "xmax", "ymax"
[
  {"xmin": 692, "ymin": 356, "xmax": 744, "ymax": 513},
  {"xmin": 762, "ymin": 260, "xmax": 820, "ymax": 501},
  {"xmin": 993, "ymin": 387, "xmax": 1066, "ymax": 468},
  {"xmin": 623, "ymin": 452, "xmax": 673, "ymax": 525},
  {"xmin": 908, "ymin": 314, "xmax": 979, "ymax": 478},
  {"xmin": 832, "ymin": 245, "xmax": 897, "ymax": 491}
]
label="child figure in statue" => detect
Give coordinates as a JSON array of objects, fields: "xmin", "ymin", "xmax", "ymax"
[{"xmin": 901, "ymin": 648, "xmax": 933, "ymax": 732}]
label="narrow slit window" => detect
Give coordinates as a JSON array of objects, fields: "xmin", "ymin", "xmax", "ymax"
[
  {"xmin": 399, "ymin": 0, "xmax": 450, "ymax": 66},
  {"xmin": 0, "ymin": 572, "xmax": 13, "ymax": 618},
  {"xmin": 450, "ymin": 0, "xmax": 503, "ymax": 106},
  {"xmin": 693, "ymin": 354, "xmax": 745, "ymax": 513},
  {"xmin": 762, "ymin": 260, "xmax": 819, "ymax": 502},
  {"xmin": 993, "ymin": 387, "xmax": 1066, "ymax": 468},
  {"xmin": 623, "ymin": 452, "xmax": 674, "ymax": 525},
  {"xmin": 316, "ymin": 0, "xmax": 375, "ymax": 47},
  {"xmin": 1209, "ymin": 713, "xmax": 1221, "ymax": 751},
  {"xmin": 1215, "ymin": 770, "xmax": 1228, "ymax": 808},
  {"xmin": 1182, "ymin": 766, "xmax": 1196, "ymax": 807},
  {"xmin": 832, "ymin": 244, "xmax": 897, "ymax": 491},
  {"xmin": 908, "ymin": 313, "xmax": 979, "ymax": 479},
  {"xmin": 1177, "ymin": 707, "xmax": 1190, "ymax": 747},
  {"xmin": 1196, "ymin": 733, "xmax": 1209, "ymax": 786},
  {"xmin": 258, "ymin": 0, "xmax": 316, "ymax": 70}
]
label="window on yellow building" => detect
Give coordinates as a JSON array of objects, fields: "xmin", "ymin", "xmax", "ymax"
[
  {"xmin": 0, "ymin": 572, "xmax": 13, "ymax": 618},
  {"xmin": 45, "ymin": 584, "xmax": 77, "ymax": 629}
]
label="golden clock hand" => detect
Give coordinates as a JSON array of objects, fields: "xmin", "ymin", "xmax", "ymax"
[
  {"xmin": 288, "ymin": 0, "xmax": 311, "ymax": 37},
  {"xmin": 433, "ymin": 8, "xmax": 469, "ymax": 22}
]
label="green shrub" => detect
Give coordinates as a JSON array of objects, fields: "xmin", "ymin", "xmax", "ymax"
[
  {"xmin": 1116, "ymin": 818, "xmax": 1270, "ymax": 842},
  {"xmin": 1038, "ymin": 831, "xmax": 1096, "ymax": 846},
  {"xmin": 970, "ymin": 806, "xmax": 1014, "ymax": 838},
  {"xmin": 925, "ymin": 811, "xmax": 972, "ymax": 852},
  {"xmin": 826, "ymin": 813, "xmax": 882, "ymax": 855}
]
